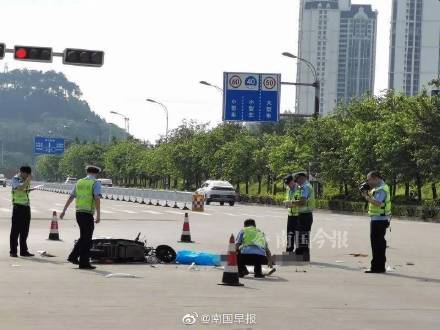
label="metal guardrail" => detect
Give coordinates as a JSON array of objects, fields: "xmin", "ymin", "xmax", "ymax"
[{"xmin": 35, "ymin": 183, "xmax": 194, "ymax": 210}]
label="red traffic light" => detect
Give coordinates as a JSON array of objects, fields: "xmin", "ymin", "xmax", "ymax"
[
  {"xmin": 14, "ymin": 46, "xmax": 53, "ymax": 63},
  {"xmin": 63, "ymin": 48, "xmax": 104, "ymax": 67},
  {"xmin": 15, "ymin": 48, "xmax": 27, "ymax": 59}
]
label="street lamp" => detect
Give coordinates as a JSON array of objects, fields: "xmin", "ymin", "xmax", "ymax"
[
  {"xmin": 146, "ymin": 99, "xmax": 169, "ymax": 142},
  {"xmin": 199, "ymin": 80, "xmax": 223, "ymax": 93},
  {"xmin": 282, "ymin": 51, "xmax": 320, "ymax": 118},
  {"xmin": 110, "ymin": 111, "xmax": 130, "ymax": 136}
]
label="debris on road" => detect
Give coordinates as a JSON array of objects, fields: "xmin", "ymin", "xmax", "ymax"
[
  {"xmin": 386, "ymin": 266, "xmax": 396, "ymax": 272},
  {"xmin": 105, "ymin": 273, "xmax": 138, "ymax": 278},
  {"xmin": 406, "ymin": 262, "xmax": 415, "ymax": 266},
  {"xmin": 349, "ymin": 253, "xmax": 369, "ymax": 257},
  {"xmin": 38, "ymin": 250, "xmax": 56, "ymax": 257}
]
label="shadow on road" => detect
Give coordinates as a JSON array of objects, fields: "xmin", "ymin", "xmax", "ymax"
[{"xmin": 312, "ymin": 261, "xmax": 440, "ymax": 284}]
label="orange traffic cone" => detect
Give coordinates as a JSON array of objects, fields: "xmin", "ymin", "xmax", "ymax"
[
  {"xmin": 178, "ymin": 213, "xmax": 194, "ymax": 243},
  {"xmin": 218, "ymin": 234, "xmax": 244, "ymax": 286},
  {"xmin": 48, "ymin": 211, "xmax": 61, "ymax": 241}
]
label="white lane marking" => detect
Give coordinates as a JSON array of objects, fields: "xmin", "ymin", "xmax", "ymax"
[
  {"xmin": 141, "ymin": 210, "xmax": 163, "ymax": 215},
  {"xmin": 192, "ymin": 212, "xmax": 212, "ymax": 216},
  {"xmin": 121, "ymin": 210, "xmax": 137, "ymax": 214},
  {"xmin": 2, "ymin": 198, "xmax": 10, "ymax": 202},
  {"xmin": 165, "ymin": 210, "xmax": 185, "ymax": 215},
  {"xmin": 101, "ymin": 210, "xmax": 115, "ymax": 214},
  {"xmin": 224, "ymin": 213, "xmax": 240, "ymax": 217},
  {"xmin": 0, "ymin": 207, "xmax": 10, "ymax": 212},
  {"xmin": 54, "ymin": 203, "xmax": 64, "ymax": 207},
  {"xmin": 31, "ymin": 208, "xmax": 40, "ymax": 214}
]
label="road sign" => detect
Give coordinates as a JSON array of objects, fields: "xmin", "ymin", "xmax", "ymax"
[
  {"xmin": 34, "ymin": 137, "xmax": 65, "ymax": 155},
  {"xmin": 223, "ymin": 72, "xmax": 281, "ymax": 122}
]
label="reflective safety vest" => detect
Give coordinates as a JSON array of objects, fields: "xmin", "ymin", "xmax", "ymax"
[
  {"xmin": 12, "ymin": 176, "xmax": 30, "ymax": 206},
  {"xmin": 368, "ymin": 183, "xmax": 392, "ymax": 217},
  {"xmin": 286, "ymin": 187, "xmax": 301, "ymax": 216},
  {"xmin": 241, "ymin": 227, "xmax": 266, "ymax": 250},
  {"xmin": 75, "ymin": 178, "xmax": 97, "ymax": 214},
  {"xmin": 298, "ymin": 182, "xmax": 315, "ymax": 214}
]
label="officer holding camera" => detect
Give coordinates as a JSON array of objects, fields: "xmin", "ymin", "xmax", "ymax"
[{"xmin": 360, "ymin": 171, "xmax": 392, "ymax": 274}]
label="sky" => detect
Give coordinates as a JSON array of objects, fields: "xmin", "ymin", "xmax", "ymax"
[{"xmin": 1, "ymin": 0, "xmax": 391, "ymax": 142}]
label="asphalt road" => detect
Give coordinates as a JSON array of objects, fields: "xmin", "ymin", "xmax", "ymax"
[{"xmin": 1, "ymin": 188, "xmax": 440, "ymax": 330}]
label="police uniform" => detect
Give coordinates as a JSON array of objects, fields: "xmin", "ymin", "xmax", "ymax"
[
  {"xmin": 236, "ymin": 226, "xmax": 269, "ymax": 278},
  {"xmin": 285, "ymin": 184, "xmax": 301, "ymax": 253},
  {"xmin": 296, "ymin": 180, "xmax": 315, "ymax": 259},
  {"xmin": 10, "ymin": 174, "xmax": 33, "ymax": 257},
  {"xmin": 367, "ymin": 181, "xmax": 391, "ymax": 273},
  {"xmin": 68, "ymin": 167, "xmax": 102, "ymax": 267}
]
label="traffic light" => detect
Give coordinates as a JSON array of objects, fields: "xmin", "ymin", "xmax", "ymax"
[
  {"xmin": 14, "ymin": 46, "xmax": 53, "ymax": 62},
  {"xmin": 0, "ymin": 43, "xmax": 5, "ymax": 59},
  {"xmin": 63, "ymin": 48, "xmax": 104, "ymax": 67}
]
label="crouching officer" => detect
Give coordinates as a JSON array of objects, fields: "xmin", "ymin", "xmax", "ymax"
[
  {"xmin": 60, "ymin": 165, "xmax": 102, "ymax": 269},
  {"xmin": 283, "ymin": 174, "xmax": 300, "ymax": 253},
  {"xmin": 236, "ymin": 219, "xmax": 275, "ymax": 278},
  {"xmin": 361, "ymin": 171, "xmax": 391, "ymax": 273},
  {"xmin": 290, "ymin": 172, "xmax": 315, "ymax": 261},
  {"xmin": 10, "ymin": 166, "xmax": 34, "ymax": 257}
]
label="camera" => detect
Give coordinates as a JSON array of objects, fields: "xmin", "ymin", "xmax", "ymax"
[{"xmin": 359, "ymin": 181, "xmax": 371, "ymax": 194}]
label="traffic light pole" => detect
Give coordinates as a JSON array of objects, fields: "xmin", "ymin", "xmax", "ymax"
[{"xmin": 281, "ymin": 81, "xmax": 320, "ymax": 118}]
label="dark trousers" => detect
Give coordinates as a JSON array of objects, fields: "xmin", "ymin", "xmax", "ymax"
[
  {"xmin": 295, "ymin": 212, "xmax": 313, "ymax": 255},
  {"xmin": 370, "ymin": 221, "xmax": 389, "ymax": 272},
  {"xmin": 237, "ymin": 252, "xmax": 268, "ymax": 276},
  {"xmin": 286, "ymin": 215, "xmax": 298, "ymax": 252},
  {"xmin": 69, "ymin": 212, "xmax": 95, "ymax": 265},
  {"xmin": 10, "ymin": 205, "xmax": 31, "ymax": 254}
]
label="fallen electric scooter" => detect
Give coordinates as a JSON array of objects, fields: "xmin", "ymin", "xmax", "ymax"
[{"xmin": 90, "ymin": 233, "xmax": 176, "ymax": 264}]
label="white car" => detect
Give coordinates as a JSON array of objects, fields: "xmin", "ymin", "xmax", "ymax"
[
  {"xmin": 0, "ymin": 174, "xmax": 6, "ymax": 187},
  {"xmin": 64, "ymin": 177, "xmax": 77, "ymax": 184},
  {"xmin": 98, "ymin": 178, "xmax": 113, "ymax": 187},
  {"xmin": 196, "ymin": 180, "xmax": 237, "ymax": 206}
]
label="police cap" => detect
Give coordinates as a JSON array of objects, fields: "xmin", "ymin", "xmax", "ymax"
[{"xmin": 85, "ymin": 165, "xmax": 101, "ymax": 174}]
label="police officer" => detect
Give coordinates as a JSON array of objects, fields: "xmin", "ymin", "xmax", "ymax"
[
  {"xmin": 361, "ymin": 171, "xmax": 392, "ymax": 273},
  {"xmin": 290, "ymin": 172, "xmax": 315, "ymax": 261},
  {"xmin": 60, "ymin": 165, "xmax": 102, "ymax": 269},
  {"xmin": 10, "ymin": 166, "xmax": 34, "ymax": 257},
  {"xmin": 283, "ymin": 174, "xmax": 300, "ymax": 253}
]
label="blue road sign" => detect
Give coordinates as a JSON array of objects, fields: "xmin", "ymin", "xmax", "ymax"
[
  {"xmin": 223, "ymin": 72, "xmax": 281, "ymax": 122},
  {"xmin": 34, "ymin": 137, "xmax": 65, "ymax": 155}
]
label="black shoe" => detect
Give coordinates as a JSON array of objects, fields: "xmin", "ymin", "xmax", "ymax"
[
  {"xmin": 365, "ymin": 269, "xmax": 386, "ymax": 274},
  {"xmin": 20, "ymin": 252, "xmax": 34, "ymax": 257},
  {"xmin": 79, "ymin": 264, "xmax": 96, "ymax": 270},
  {"xmin": 10, "ymin": 253, "xmax": 18, "ymax": 258},
  {"xmin": 254, "ymin": 273, "xmax": 265, "ymax": 278},
  {"xmin": 67, "ymin": 256, "xmax": 79, "ymax": 265},
  {"xmin": 239, "ymin": 269, "xmax": 249, "ymax": 278}
]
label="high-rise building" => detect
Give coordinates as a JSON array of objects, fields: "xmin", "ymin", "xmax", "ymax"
[
  {"xmin": 296, "ymin": 0, "xmax": 377, "ymax": 115},
  {"xmin": 388, "ymin": 0, "xmax": 440, "ymax": 95}
]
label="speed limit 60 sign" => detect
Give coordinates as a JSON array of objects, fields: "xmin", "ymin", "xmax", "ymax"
[{"xmin": 223, "ymin": 72, "xmax": 281, "ymax": 122}]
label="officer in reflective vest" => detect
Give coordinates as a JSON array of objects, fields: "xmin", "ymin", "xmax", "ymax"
[
  {"xmin": 361, "ymin": 171, "xmax": 392, "ymax": 273},
  {"xmin": 283, "ymin": 174, "xmax": 301, "ymax": 253},
  {"xmin": 60, "ymin": 165, "xmax": 102, "ymax": 269},
  {"xmin": 10, "ymin": 166, "xmax": 34, "ymax": 258},
  {"xmin": 290, "ymin": 172, "xmax": 315, "ymax": 261},
  {"xmin": 236, "ymin": 219, "xmax": 275, "ymax": 278}
]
